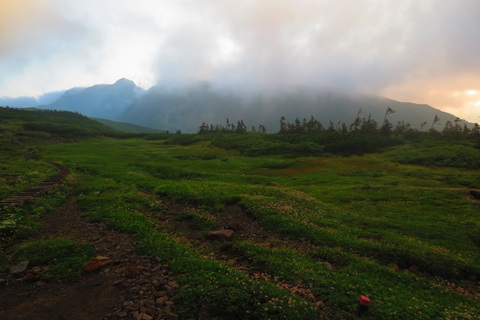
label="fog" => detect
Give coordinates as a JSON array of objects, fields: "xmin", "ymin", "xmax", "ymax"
[{"xmin": 1, "ymin": 0, "xmax": 479, "ymax": 121}]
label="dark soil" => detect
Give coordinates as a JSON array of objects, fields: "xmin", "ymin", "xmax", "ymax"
[
  {"xmin": 0, "ymin": 197, "xmax": 179, "ymax": 320},
  {"xmin": 0, "ymin": 193, "xmax": 327, "ymax": 320},
  {"xmin": 2, "ymin": 187, "xmax": 477, "ymax": 319}
]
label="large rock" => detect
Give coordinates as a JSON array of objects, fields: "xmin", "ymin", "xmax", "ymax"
[{"xmin": 82, "ymin": 256, "xmax": 112, "ymax": 272}]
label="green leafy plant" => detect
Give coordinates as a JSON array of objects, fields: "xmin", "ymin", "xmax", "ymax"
[
  {"xmin": 177, "ymin": 211, "xmax": 220, "ymax": 230},
  {"xmin": 15, "ymin": 238, "xmax": 94, "ymax": 281}
]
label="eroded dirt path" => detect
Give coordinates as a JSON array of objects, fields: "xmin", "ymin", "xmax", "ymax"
[
  {"xmin": 148, "ymin": 198, "xmax": 331, "ymax": 313},
  {"xmin": 148, "ymin": 196, "xmax": 480, "ymax": 309},
  {"xmin": 0, "ymin": 163, "xmax": 70, "ymax": 208},
  {"xmin": 0, "ymin": 197, "xmax": 179, "ymax": 320},
  {"xmin": 2, "ymin": 184, "xmax": 478, "ymax": 320}
]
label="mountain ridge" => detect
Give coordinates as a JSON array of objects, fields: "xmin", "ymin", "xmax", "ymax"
[
  {"xmin": 1, "ymin": 79, "xmax": 470, "ymax": 133},
  {"xmin": 119, "ymin": 82, "xmax": 465, "ymax": 133},
  {"xmin": 47, "ymin": 78, "xmax": 143, "ymax": 120}
]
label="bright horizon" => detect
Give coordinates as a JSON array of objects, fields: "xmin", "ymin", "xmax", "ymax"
[{"xmin": 1, "ymin": 0, "xmax": 479, "ymax": 123}]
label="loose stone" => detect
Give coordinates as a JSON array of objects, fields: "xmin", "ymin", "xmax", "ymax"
[{"xmin": 9, "ymin": 261, "xmax": 29, "ymax": 275}]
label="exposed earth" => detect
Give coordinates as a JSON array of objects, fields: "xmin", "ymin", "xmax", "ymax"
[
  {"xmin": 0, "ymin": 180, "xmax": 324, "ymax": 320},
  {"xmin": 0, "ymin": 196, "xmax": 180, "ymax": 320},
  {"xmin": 1, "ymin": 163, "xmax": 479, "ymax": 319}
]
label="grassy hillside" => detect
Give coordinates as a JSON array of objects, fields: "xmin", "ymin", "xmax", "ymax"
[
  {"xmin": 1, "ymin": 112, "xmax": 479, "ymax": 319},
  {"xmin": 0, "ymin": 107, "xmax": 114, "ymax": 139},
  {"xmin": 0, "ymin": 106, "xmax": 114, "ymax": 200},
  {"xmin": 93, "ymin": 118, "xmax": 164, "ymax": 133}
]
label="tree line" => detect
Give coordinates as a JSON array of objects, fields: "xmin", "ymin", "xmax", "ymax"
[
  {"xmin": 198, "ymin": 119, "xmax": 266, "ymax": 134},
  {"xmin": 198, "ymin": 107, "xmax": 480, "ymax": 139}
]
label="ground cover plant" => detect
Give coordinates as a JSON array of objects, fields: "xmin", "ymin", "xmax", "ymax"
[
  {"xmin": 0, "ymin": 187, "xmax": 68, "ymax": 250},
  {"xmin": 0, "ymin": 111, "xmax": 71, "ymax": 249},
  {"xmin": 14, "ymin": 238, "xmax": 94, "ymax": 281},
  {"xmin": 1, "ymin": 108, "xmax": 479, "ymax": 319},
  {"xmin": 37, "ymin": 134, "xmax": 479, "ymax": 319}
]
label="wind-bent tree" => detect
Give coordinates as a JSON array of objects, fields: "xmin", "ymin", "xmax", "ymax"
[
  {"xmin": 380, "ymin": 107, "xmax": 395, "ymax": 135},
  {"xmin": 350, "ymin": 108, "xmax": 363, "ymax": 132},
  {"xmin": 430, "ymin": 114, "xmax": 440, "ymax": 131}
]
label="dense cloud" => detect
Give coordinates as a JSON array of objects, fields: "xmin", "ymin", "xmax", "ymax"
[{"xmin": 0, "ymin": 0, "xmax": 479, "ymax": 121}]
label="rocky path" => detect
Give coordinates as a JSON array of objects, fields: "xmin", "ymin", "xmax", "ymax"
[
  {"xmin": 0, "ymin": 162, "xmax": 327, "ymax": 320},
  {"xmin": 2, "ymin": 177, "xmax": 478, "ymax": 319},
  {"xmin": 0, "ymin": 197, "xmax": 180, "ymax": 320},
  {"xmin": 1, "ymin": 188, "xmax": 330, "ymax": 320}
]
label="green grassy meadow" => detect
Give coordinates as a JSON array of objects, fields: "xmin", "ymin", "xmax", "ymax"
[{"xmin": 1, "ymin": 108, "xmax": 479, "ymax": 319}]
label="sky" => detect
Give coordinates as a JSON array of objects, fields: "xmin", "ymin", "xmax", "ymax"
[{"xmin": 1, "ymin": 0, "xmax": 479, "ymax": 123}]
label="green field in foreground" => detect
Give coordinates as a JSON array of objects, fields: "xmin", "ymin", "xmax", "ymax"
[{"xmin": 1, "ymin": 118, "xmax": 479, "ymax": 318}]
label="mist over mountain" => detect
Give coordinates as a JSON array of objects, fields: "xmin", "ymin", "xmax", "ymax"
[
  {"xmin": 4, "ymin": 78, "xmax": 466, "ymax": 133},
  {"xmin": 0, "ymin": 91, "xmax": 65, "ymax": 108},
  {"xmin": 45, "ymin": 78, "xmax": 143, "ymax": 120},
  {"xmin": 119, "ymin": 82, "xmax": 464, "ymax": 133}
]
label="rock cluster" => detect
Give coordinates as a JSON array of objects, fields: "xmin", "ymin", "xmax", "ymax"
[
  {"xmin": 4, "ymin": 261, "xmax": 46, "ymax": 287},
  {"xmin": 108, "ymin": 259, "xmax": 179, "ymax": 320}
]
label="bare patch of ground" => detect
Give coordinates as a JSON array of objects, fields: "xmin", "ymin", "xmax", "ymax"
[{"xmin": 0, "ymin": 197, "xmax": 179, "ymax": 320}]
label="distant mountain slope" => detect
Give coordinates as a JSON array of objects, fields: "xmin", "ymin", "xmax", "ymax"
[
  {"xmin": 119, "ymin": 83, "xmax": 465, "ymax": 133},
  {"xmin": 46, "ymin": 78, "xmax": 143, "ymax": 120},
  {"xmin": 93, "ymin": 118, "xmax": 163, "ymax": 133},
  {"xmin": 5, "ymin": 80, "xmax": 466, "ymax": 133},
  {"xmin": 119, "ymin": 83, "xmax": 244, "ymax": 133}
]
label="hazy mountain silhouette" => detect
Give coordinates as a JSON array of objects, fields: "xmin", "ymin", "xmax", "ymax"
[
  {"xmin": 0, "ymin": 91, "xmax": 65, "ymax": 108},
  {"xmin": 45, "ymin": 78, "xmax": 143, "ymax": 120},
  {"xmin": 4, "ymin": 79, "xmax": 466, "ymax": 133},
  {"xmin": 119, "ymin": 82, "xmax": 464, "ymax": 133}
]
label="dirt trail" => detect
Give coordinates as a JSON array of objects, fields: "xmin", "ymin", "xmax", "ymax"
[
  {"xmin": 148, "ymin": 198, "xmax": 330, "ymax": 311},
  {"xmin": 1, "ymin": 162, "xmax": 326, "ymax": 319},
  {"xmin": 0, "ymin": 163, "xmax": 70, "ymax": 207},
  {"xmin": 149, "ymin": 196, "xmax": 480, "ymax": 304},
  {"xmin": 0, "ymin": 197, "xmax": 179, "ymax": 320},
  {"xmin": 2, "ymin": 173, "xmax": 478, "ymax": 319},
  {"xmin": 1, "ymin": 188, "xmax": 331, "ymax": 319}
]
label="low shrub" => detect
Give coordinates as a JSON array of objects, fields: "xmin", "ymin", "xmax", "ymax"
[
  {"xmin": 177, "ymin": 211, "xmax": 220, "ymax": 230},
  {"xmin": 394, "ymin": 145, "xmax": 480, "ymax": 169}
]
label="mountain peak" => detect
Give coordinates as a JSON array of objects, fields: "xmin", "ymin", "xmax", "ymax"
[
  {"xmin": 114, "ymin": 78, "xmax": 136, "ymax": 87},
  {"xmin": 45, "ymin": 78, "xmax": 140, "ymax": 120}
]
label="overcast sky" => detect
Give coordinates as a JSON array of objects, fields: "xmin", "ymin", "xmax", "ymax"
[{"xmin": 1, "ymin": 0, "xmax": 479, "ymax": 122}]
